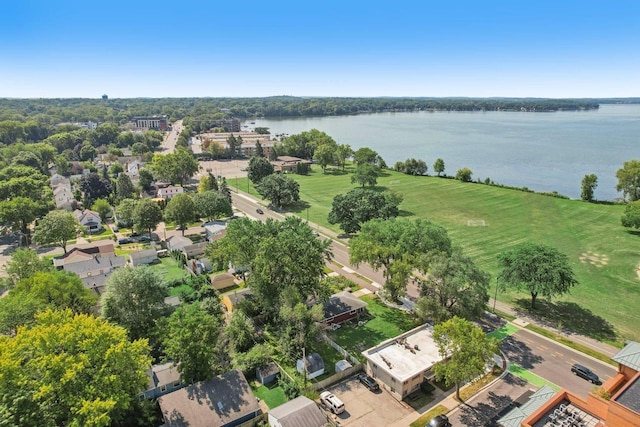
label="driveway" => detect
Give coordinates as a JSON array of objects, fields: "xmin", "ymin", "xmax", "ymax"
[{"xmin": 322, "ymin": 376, "xmax": 413, "ymax": 426}]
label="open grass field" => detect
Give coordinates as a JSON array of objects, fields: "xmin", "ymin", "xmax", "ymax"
[{"xmin": 246, "ymin": 167, "xmax": 640, "ymax": 343}]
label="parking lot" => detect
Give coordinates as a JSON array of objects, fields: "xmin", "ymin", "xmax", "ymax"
[{"xmin": 322, "ymin": 376, "xmax": 413, "ymax": 426}]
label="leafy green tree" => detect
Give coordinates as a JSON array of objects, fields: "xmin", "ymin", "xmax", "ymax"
[
  {"xmin": 0, "ymin": 292, "xmax": 45, "ymax": 336},
  {"xmin": 198, "ymin": 172, "xmax": 219, "ymax": 193},
  {"xmin": 335, "ymin": 144, "xmax": 354, "ymax": 170},
  {"xmin": 109, "ymin": 162, "xmax": 124, "ymax": 177},
  {"xmin": 150, "ymin": 149, "xmax": 199, "ymax": 185},
  {"xmin": 79, "ymin": 142, "xmax": 98, "ymax": 161},
  {"xmin": 33, "ymin": 210, "xmax": 82, "ymax": 253},
  {"xmin": 0, "ymin": 309, "xmax": 151, "ymax": 427},
  {"xmin": 353, "ymin": 147, "xmax": 379, "ymax": 166},
  {"xmin": 138, "ymin": 168, "xmax": 153, "ymax": 191},
  {"xmin": 247, "ymin": 155, "xmax": 275, "ymax": 184},
  {"xmin": 164, "ymin": 193, "xmax": 195, "ymax": 235},
  {"xmin": 278, "ymin": 297, "xmax": 324, "ymax": 360},
  {"xmin": 55, "ymin": 154, "xmax": 71, "ymax": 175},
  {"xmin": 581, "ymin": 174, "xmax": 598, "ymax": 201},
  {"xmin": 115, "ymin": 198, "xmax": 137, "ymax": 227},
  {"xmin": 219, "ymin": 177, "xmax": 232, "ymax": 203},
  {"xmin": 117, "ymin": 131, "xmax": 135, "ymax": 148},
  {"xmin": 232, "ymin": 343, "xmax": 272, "ymax": 373},
  {"xmin": 256, "ymin": 174, "xmax": 300, "ymax": 207},
  {"xmin": 132, "ymin": 199, "xmax": 162, "ymax": 235},
  {"xmin": 350, "ymin": 218, "xmax": 452, "ymax": 301},
  {"xmin": 279, "ymin": 129, "xmax": 336, "ymax": 159},
  {"xmin": 415, "ymin": 248, "xmax": 490, "ymax": 324},
  {"xmin": 162, "ymin": 303, "xmax": 224, "ymax": 383},
  {"xmin": 498, "ymin": 242, "xmax": 578, "ymax": 309},
  {"xmin": 226, "ymin": 134, "xmax": 239, "ymax": 158},
  {"xmin": 79, "ymin": 172, "xmax": 112, "ymax": 206},
  {"xmin": 254, "ymin": 141, "xmax": 265, "ymax": 157},
  {"xmin": 254, "ymin": 127, "xmax": 270, "ymax": 135},
  {"xmin": 91, "ymin": 198, "xmax": 112, "ymax": 222},
  {"xmin": 351, "ymin": 163, "xmax": 380, "ymax": 187},
  {"xmin": 116, "ymin": 173, "xmax": 136, "ymax": 201},
  {"xmin": 13, "ymin": 270, "xmax": 98, "ymax": 314},
  {"xmin": 313, "ymin": 143, "xmax": 336, "ymax": 173},
  {"xmin": 621, "ymin": 200, "xmax": 640, "ymax": 229},
  {"xmin": 402, "ymin": 158, "xmax": 428, "ymax": 175},
  {"xmin": 433, "ymin": 316, "xmax": 499, "ymax": 401},
  {"xmin": 193, "ymin": 190, "xmax": 232, "ymax": 222},
  {"xmin": 226, "ymin": 310, "xmax": 256, "ymax": 353},
  {"xmin": 0, "ymin": 196, "xmax": 40, "ymax": 245},
  {"xmin": 210, "ymin": 217, "xmax": 331, "ymax": 320},
  {"xmin": 3, "ymin": 248, "xmax": 50, "ymax": 288},
  {"xmin": 90, "ymin": 122, "xmax": 121, "ymax": 147},
  {"xmin": 616, "ymin": 160, "xmax": 640, "ymax": 201},
  {"xmin": 0, "ymin": 120, "xmax": 26, "ymax": 144},
  {"xmin": 101, "ymin": 266, "xmax": 169, "ymax": 340},
  {"xmin": 456, "ymin": 167, "xmax": 473, "ymax": 182},
  {"xmin": 328, "ymin": 188, "xmax": 402, "ymax": 234}
]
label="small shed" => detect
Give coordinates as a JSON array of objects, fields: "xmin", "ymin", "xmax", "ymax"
[
  {"xmin": 268, "ymin": 395, "xmax": 327, "ymax": 427},
  {"xmin": 296, "ymin": 352, "xmax": 325, "ymax": 380},
  {"xmin": 256, "ymin": 362, "xmax": 279, "ymax": 385},
  {"xmin": 335, "ymin": 359, "xmax": 353, "ymax": 373},
  {"xmin": 222, "ymin": 288, "xmax": 253, "ymax": 314},
  {"xmin": 129, "ymin": 248, "xmax": 158, "ymax": 266},
  {"xmin": 211, "ymin": 272, "xmax": 236, "ymax": 291}
]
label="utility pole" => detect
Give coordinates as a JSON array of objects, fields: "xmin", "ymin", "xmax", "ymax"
[{"xmin": 493, "ymin": 275, "xmax": 500, "ymax": 313}]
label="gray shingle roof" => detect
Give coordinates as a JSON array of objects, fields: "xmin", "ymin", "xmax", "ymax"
[
  {"xmin": 322, "ymin": 292, "xmax": 367, "ymax": 319},
  {"xmin": 269, "ymin": 395, "xmax": 327, "ymax": 427}
]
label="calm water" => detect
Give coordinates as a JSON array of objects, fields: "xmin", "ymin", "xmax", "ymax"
[{"xmin": 250, "ymin": 104, "xmax": 640, "ymax": 200}]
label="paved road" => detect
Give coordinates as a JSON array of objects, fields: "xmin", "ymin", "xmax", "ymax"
[{"xmin": 161, "ymin": 119, "xmax": 182, "ymax": 153}]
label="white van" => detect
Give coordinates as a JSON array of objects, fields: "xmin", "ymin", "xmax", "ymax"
[{"xmin": 320, "ymin": 391, "xmax": 345, "ymax": 414}]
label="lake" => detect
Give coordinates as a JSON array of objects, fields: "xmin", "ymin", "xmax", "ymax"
[{"xmin": 249, "ymin": 104, "xmax": 640, "ymax": 200}]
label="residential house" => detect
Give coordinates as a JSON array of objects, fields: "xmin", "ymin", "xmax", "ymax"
[
  {"xmin": 141, "ymin": 362, "xmax": 183, "ymax": 399},
  {"xmin": 270, "ymin": 156, "xmax": 312, "ymax": 173},
  {"xmin": 222, "ymin": 288, "xmax": 253, "ymax": 314},
  {"xmin": 362, "ymin": 323, "xmax": 445, "ymax": 400},
  {"xmin": 296, "ymin": 352, "xmax": 325, "ymax": 380},
  {"xmin": 54, "ymin": 243, "xmax": 126, "ymax": 295},
  {"xmin": 256, "ymin": 363, "xmax": 279, "ymax": 386},
  {"xmin": 165, "ymin": 235, "xmax": 192, "ymax": 252},
  {"xmin": 499, "ymin": 340, "xmax": 640, "ymax": 427},
  {"xmin": 182, "ymin": 242, "xmax": 207, "ymax": 260},
  {"xmin": 268, "ymin": 395, "xmax": 328, "ymax": 427},
  {"xmin": 187, "ymin": 258, "xmax": 212, "ymax": 275},
  {"xmin": 322, "ymin": 291, "xmax": 368, "ymax": 325},
  {"xmin": 203, "ymin": 221, "xmax": 228, "ymax": 242},
  {"xmin": 129, "ymin": 248, "xmax": 158, "ymax": 266},
  {"xmin": 211, "ymin": 272, "xmax": 236, "ymax": 291},
  {"xmin": 74, "ymin": 209, "xmax": 102, "ymax": 234},
  {"xmin": 126, "ymin": 159, "xmax": 144, "ymax": 175},
  {"xmin": 158, "ymin": 369, "xmax": 261, "ymax": 427},
  {"xmin": 157, "ymin": 185, "xmax": 184, "ymax": 200},
  {"xmin": 51, "ymin": 174, "xmax": 75, "ymax": 210}
]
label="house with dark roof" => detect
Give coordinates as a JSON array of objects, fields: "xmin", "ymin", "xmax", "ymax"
[
  {"xmin": 321, "ymin": 291, "xmax": 368, "ymax": 325},
  {"xmin": 54, "ymin": 243, "xmax": 125, "ymax": 295},
  {"xmin": 268, "ymin": 395, "xmax": 328, "ymax": 427},
  {"xmin": 499, "ymin": 340, "xmax": 640, "ymax": 427},
  {"xmin": 296, "ymin": 352, "xmax": 325, "ymax": 380},
  {"xmin": 141, "ymin": 362, "xmax": 184, "ymax": 399},
  {"xmin": 158, "ymin": 369, "xmax": 261, "ymax": 427},
  {"xmin": 73, "ymin": 209, "xmax": 103, "ymax": 234}
]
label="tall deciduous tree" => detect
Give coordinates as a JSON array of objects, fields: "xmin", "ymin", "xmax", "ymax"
[
  {"xmin": 132, "ymin": 199, "xmax": 162, "ymax": 235},
  {"xmin": 456, "ymin": 167, "xmax": 473, "ymax": 182},
  {"xmin": 33, "ymin": 210, "xmax": 82, "ymax": 253},
  {"xmin": 581, "ymin": 174, "xmax": 598, "ymax": 202},
  {"xmin": 621, "ymin": 200, "xmax": 640, "ymax": 229},
  {"xmin": 350, "ymin": 218, "xmax": 452, "ymax": 301},
  {"xmin": 162, "ymin": 303, "xmax": 224, "ymax": 383},
  {"xmin": 164, "ymin": 193, "xmax": 195, "ymax": 235},
  {"xmin": 247, "ymin": 155, "xmax": 275, "ymax": 184},
  {"xmin": 116, "ymin": 173, "xmax": 136, "ymax": 201},
  {"xmin": 256, "ymin": 174, "xmax": 300, "ymax": 207},
  {"xmin": 0, "ymin": 196, "xmax": 40, "ymax": 246},
  {"xmin": 351, "ymin": 163, "xmax": 380, "ymax": 187},
  {"xmin": 150, "ymin": 149, "xmax": 199, "ymax": 185},
  {"xmin": 497, "ymin": 242, "xmax": 578, "ymax": 309},
  {"xmin": 415, "ymin": 248, "xmax": 490, "ymax": 324},
  {"xmin": 335, "ymin": 144, "xmax": 354, "ymax": 170},
  {"xmin": 433, "ymin": 316, "xmax": 499, "ymax": 401},
  {"xmin": 3, "ymin": 248, "xmax": 50, "ymax": 287},
  {"xmin": 313, "ymin": 143, "xmax": 336, "ymax": 173},
  {"xmin": 91, "ymin": 198, "xmax": 112, "ymax": 222},
  {"xmin": 353, "ymin": 147, "xmax": 379, "ymax": 166},
  {"xmin": 193, "ymin": 190, "xmax": 232, "ymax": 222},
  {"xmin": 79, "ymin": 172, "xmax": 112, "ymax": 206},
  {"xmin": 0, "ymin": 309, "xmax": 151, "ymax": 427},
  {"xmin": 199, "ymin": 172, "xmax": 219, "ymax": 193},
  {"xmin": 328, "ymin": 188, "xmax": 402, "ymax": 234},
  {"xmin": 101, "ymin": 266, "xmax": 169, "ymax": 340},
  {"xmin": 616, "ymin": 160, "xmax": 640, "ymax": 201},
  {"xmin": 433, "ymin": 158, "xmax": 445, "ymax": 176},
  {"xmin": 115, "ymin": 198, "xmax": 137, "ymax": 227}
]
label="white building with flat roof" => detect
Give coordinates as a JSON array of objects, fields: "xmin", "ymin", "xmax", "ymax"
[{"xmin": 362, "ymin": 323, "xmax": 444, "ymax": 400}]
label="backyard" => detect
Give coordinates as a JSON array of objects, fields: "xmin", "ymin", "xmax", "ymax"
[{"xmin": 250, "ymin": 380, "xmax": 287, "ymax": 409}]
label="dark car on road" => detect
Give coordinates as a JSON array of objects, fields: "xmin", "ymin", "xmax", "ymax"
[
  {"xmin": 118, "ymin": 237, "xmax": 132, "ymax": 245},
  {"xmin": 571, "ymin": 364, "xmax": 601, "ymax": 384},
  {"xmin": 427, "ymin": 414, "xmax": 451, "ymax": 427},
  {"xmin": 358, "ymin": 373, "xmax": 380, "ymax": 392},
  {"xmin": 256, "ymin": 208, "xmax": 264, "ymax": 214}
]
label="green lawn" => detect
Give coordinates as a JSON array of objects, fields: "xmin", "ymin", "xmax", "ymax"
[
  {"xmin": 149, "ymin": 257, "xmax": 190, "ymax": 283},
  {"xmin": 254, "ymin": 167, "xmax": 638, "ymax": 344},
  {"xmin": 251, "ymin": 381, "xmax": 288, "ymax": 409},
  {"xmin": 329, "ymin": 294, "xmax": 421, "ymax": 357}
]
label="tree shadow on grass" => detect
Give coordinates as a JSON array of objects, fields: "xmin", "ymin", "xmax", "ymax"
[
  {"xmin": 324, "ymin": 168, "xmax": 349, "ymax": 176},
  {"xmin": 512, "ymin": 298, "xmax": 616, "ymax": 342},
  {"xmin": 397, "ymin": 209, "xmax": 414, "ymax": 217},
  {"xmin": 285, "ymin": 200, "xmax": 311, "ymax": 214},
  {"xmin": 625, "ymin": 229, "xmax": 640, "ymax": 237}
]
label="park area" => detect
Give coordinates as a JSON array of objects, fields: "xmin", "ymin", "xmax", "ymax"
[{"xmin": 233, "ymin": 165, "xmax": 639, "ymax": 344}]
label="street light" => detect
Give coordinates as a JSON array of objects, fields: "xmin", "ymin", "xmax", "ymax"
[{"xmin": 493, "ymin": 275, "xmax": 501, "ymax": 313}]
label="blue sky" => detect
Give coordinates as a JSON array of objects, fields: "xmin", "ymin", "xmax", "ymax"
[{"xmin": 1, "ymin": 0, "xmax": 638, "ymax": 98}]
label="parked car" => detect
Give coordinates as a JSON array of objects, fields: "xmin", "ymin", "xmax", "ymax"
[
  {"xmin": 118, "ymin": 237, "xmax": 132, "ymax": 245},
  {"xmin": 427, "ymin": 414, "xmax": 451, "ymax": 427},
  {"xmin": 571, "ymin": 364, "xmax": 601, "ymax": 384},
  {"xmin": 256, "ymin": 208, "xmax": 264, "ymax": 214},
  {"xmin": 137, "ymin": 235, "xmax": 151, "ymax": 242},
  {"xmin": 358, "ymin": 374, "xmax": 380, "ymax": 392},
  {"xmin": 320, "ymin": 391, "xmax": 345, "ymax": 415},
  {"xmin": 129, "ymin": 232, "xmax": 140, "ymax": 238}
]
